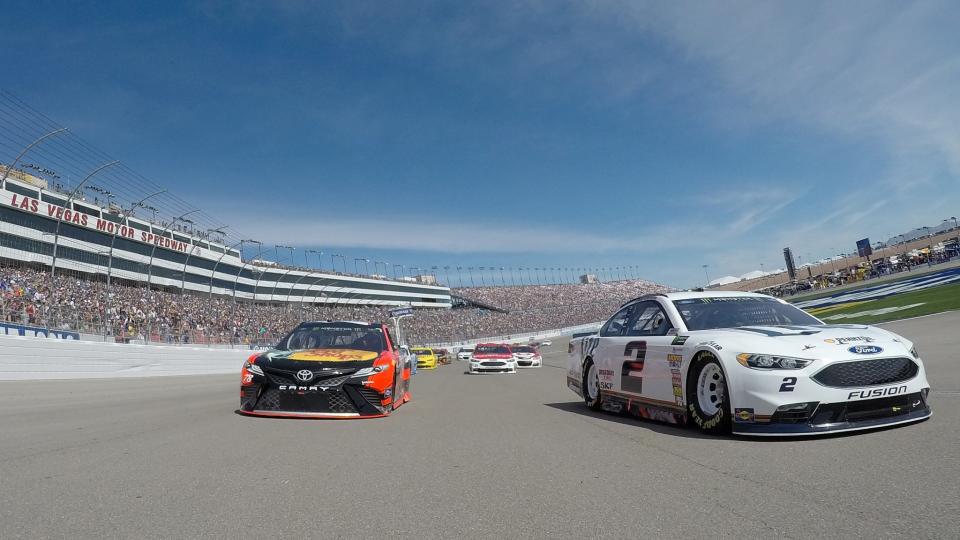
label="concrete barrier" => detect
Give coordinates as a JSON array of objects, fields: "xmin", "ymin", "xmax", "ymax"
[{"xmin": 0, "ymin": 333, "xmax": 250, "ymax": 381}]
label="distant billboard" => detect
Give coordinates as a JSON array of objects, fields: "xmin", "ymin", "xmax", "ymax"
[{"xmin": 856, "ymin": 238, "xmax": 873, "ymax": 258}]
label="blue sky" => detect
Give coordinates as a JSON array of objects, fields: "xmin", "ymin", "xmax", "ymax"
[{"xmin": 3, "ymin": 1, "xmax": 959, "ymax": 287}]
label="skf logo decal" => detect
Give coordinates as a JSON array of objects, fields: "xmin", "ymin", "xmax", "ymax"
[
  {"xmin": 848, "ymin": 385, "xmax": 906, "ymax": 400},
  {"xmin": 621, "ymin": 341, "xmax": 646, "ymax": 394},
  {"xmin": 598, "ymin": 368, "xmax": 615, "ymax": 390},
  {"xmin": 734, "ymin": 408, "xmax": 755, "ymax": 423}
]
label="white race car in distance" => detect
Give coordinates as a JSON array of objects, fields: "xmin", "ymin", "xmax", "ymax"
[
  {"xmin": 567, "ymin": 291, "xmax": 931, "ymax": 436},
  {"xmin": 457, "ymin": 347, "xmax": 474, "ymax": 361},
  {"xmin": 512, "ymin": 345, "xmax": 542, "ymax": 368},
  {"xmin": 469, "ymin": 343, "xmax": 518, "ymax": 374}
]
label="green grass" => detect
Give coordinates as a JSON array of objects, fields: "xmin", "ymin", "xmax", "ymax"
[{"xmin": 804, "ymin": 281, "xmax": 960, "ymax": 324}]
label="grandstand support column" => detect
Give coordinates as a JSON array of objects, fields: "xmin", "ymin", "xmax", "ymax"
[
  {"xmin": 0, "ymin": 127, "xmax": 68, "ymax": 189},
  {"xmin": 299, "ymin": 275, "xmax": 326, "ymax": 317},
  {"xmin": 50, "ymin": 160, "xmax": 121, "ymax": 279},
  {"xmin": 233, "ymin": 239, "xmax": 261, "ymax": 303},
  {"xmin": 145, "ymin": 210, "xmax": 199, "ymax": 293},
  {"xmin": 208, "ymin": 239, "xmax": 244, "ymax": 301},
  {"xmin": 285, "ymin": 271, "xmax": 311, "ymax": 309},
  {"xmin": 144, "ymin": 210, "xmax": 198, "ymax": 342},
  {"xmin": 270, "ymin": 268, "xmax": 293, "ymax": 305}
]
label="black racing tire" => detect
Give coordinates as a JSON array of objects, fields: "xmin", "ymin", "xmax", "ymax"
[
  {"xmin": 582, "ymin": 358, "xmax": 603, "ymax": 411},
  {"xmin": 686, "ymin": 355, "xmax": 731, "ymax": 435}
]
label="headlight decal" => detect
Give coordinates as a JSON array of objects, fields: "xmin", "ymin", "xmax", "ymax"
[{"xmin": 736, "ymin": 353, "xmax": 812, "ymax": 370}]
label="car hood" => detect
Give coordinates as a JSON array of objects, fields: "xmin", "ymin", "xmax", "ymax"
[
  {"xmin": 259, "ymin": 348, "xmax": 380, "ymax": 371},
  {"xmin": 685, "ymin": 324, "xmax": 914, "ymax": 361}
]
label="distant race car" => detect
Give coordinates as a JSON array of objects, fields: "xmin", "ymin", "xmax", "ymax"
[
  {"xmin": 511, "ymin": 345, "xmax": 542, "ymax": 368},
  {"xmin": 457, "ymin": 347, "xmax": 474, "ymax": 361},
  {"xmin": 239, "ymin": 321, "xmax": 411, "ymax": 419},
  {"xmin": 567, "ymin": 291, "xmax": 931, "ymax": 436},
  {"xmin": 540, "ymin": 340, "xmax": 552, "ymax": 347},
  {"xmin": 469, "ymin": 343, "xmax": 518, "ymax": 374},
  {"xmin": 411, "ymin": 347, "xmax": 438, "ymax": 370}
]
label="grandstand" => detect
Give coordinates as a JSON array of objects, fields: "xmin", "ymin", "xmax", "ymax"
[{"xmin": 0, "ymin": 92, "xmax": 672, "ymax": 345}]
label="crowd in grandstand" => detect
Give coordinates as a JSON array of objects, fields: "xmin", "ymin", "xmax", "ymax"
[{"xmin": 0, "ymin": 265, "xmax": 670, "ymax": 345}]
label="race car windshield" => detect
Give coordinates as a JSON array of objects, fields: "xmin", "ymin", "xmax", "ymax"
[
  {"xmin": 276, "ymin": 323, "xmax": 385, "ymax": 353},
  {"xmin": 513, "ymin": 346, "xmax": 536, "ymax": 353},
  {"xmin": 673, "ymin": 297, "xmax": 822, "ymax": 331},
  {"xmin": 412, "ymin": 350, "xmax": 432, "ymax": 356},
  {"xmin": 476, "ymin": 345, "xmax": 510, "ymax": 354}
]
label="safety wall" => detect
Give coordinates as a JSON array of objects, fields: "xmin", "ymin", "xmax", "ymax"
[{"xmin": 0, "ymin": 333, "xmax": 250, "ymax": 380}]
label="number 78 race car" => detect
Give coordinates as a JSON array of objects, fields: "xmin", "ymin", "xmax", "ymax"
[{"xmin": 567, "ymin": 291, "xmax": 931, "ymax": 436}]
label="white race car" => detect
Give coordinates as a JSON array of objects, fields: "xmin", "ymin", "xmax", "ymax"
[
  {"xmin": 468, "ymin": 343, "xmax": 518, "ymax": 374},
  {"xmin": 566, "ymin": 291, "xmax": 931, "ymax": 436},
  {"xmin": 511, "ymin": 345, "xmax": 542, "ymax": 368},
  {"xmin": 457, "ymin": 347, "xmax": 474, "ymax": 361}
]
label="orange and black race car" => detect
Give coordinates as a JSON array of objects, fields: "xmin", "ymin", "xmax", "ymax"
[{"xmin": 239, "ymin": 321, "xmax": 412, "ymax": 419}]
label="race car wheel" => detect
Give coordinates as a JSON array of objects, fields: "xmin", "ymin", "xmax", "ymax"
[
  {"xmin": 582, "ymin": 358, "xmax": 602, "ymax": 411},
  {"xmin": 687, "ymin": 356, "xmax": 730, "ymax": 434}
]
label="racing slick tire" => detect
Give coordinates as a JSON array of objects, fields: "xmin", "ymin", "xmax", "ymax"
[
  {"xmin": 582, "ymin": 358, "xmax": 603, "ymax": 411},
  {"xmin": 687, "ymin": 354, "xmax": 731, "ymax": 435}
]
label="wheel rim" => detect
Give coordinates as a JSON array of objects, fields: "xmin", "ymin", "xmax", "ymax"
[
  {"xmin": 696, "ymin": 363, "xmax": 725, "ymax": 416},
  {"xmin": 586, "ymin": 363, "xmax": 599, "ymax": 401}
]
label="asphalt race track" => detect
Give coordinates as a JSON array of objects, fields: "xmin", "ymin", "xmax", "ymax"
[{"xmin": 2, "ymin": 315, "xmax": 958, "ymax": 538}]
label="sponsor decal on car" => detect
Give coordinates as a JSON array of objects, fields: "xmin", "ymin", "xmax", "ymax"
[
  {"xmin": 667, "ymin": 354, "xmax": 683, "ymax": 369},
  {"xmin": 823, "ymin": 336, "xmax": 875, "ymax": 345},
  {"xmin": 734, "ymin": 408, "xmax": 755, "ymax": 423},
  {"xmin": 672, "ymin": 336, "xmax": 689, "ymax": 346},
  {"xmin": 847, "ymin": 385, "xmax": 907, "ymax": 400},
  {"xmin": 698, "ymin": 340, "xmax": 723, "ymax": 351},
  {"xmin": 278, "ymin": 385, "xmax": 334, "ymax": 392},
  {"xmin": 286, "ymin": 349, "xmax": 379, "ymax": 362},
  {"xmin": 671, "ymin": 369, "xmax": 683, "ymax": 403},
  {"xmin": 848, "ymin": 345, "xmax": 883, "ymax": 355}
]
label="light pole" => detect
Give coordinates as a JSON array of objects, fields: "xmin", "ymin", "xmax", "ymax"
[
  {"xmin": 0, "ymin": 127, "xmax": 68, "ymax": 190},
  {"xmin": 467, "ymin": 267, "xmax": 475, "ymax": 287},
  {"xmin": 50, "ymin": 160, "xmax": 121, "ymax": 279},
  {"xmin": 456, "ymin": 266, "xmax": 463, "ymax": 287},
  {"xmin": 274, "ymin": 244, "xmax": 294, "ymax": 265},
  {"xmin": 702, "ymin": 264, "xmax": 710, "ymax": 287}
]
